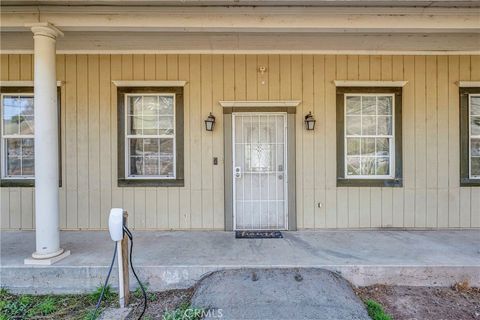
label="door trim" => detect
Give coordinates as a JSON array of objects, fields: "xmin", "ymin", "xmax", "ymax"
[{"xmin": 224, "ymin": 109, "xmax": 296, "ymax": 231}]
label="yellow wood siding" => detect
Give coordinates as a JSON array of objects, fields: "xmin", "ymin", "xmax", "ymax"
[{"xmin": 1, "ymin": 54, "xmax": 479, "ymax": 230}]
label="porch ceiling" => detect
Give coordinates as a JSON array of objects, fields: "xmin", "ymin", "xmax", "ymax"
[
  {"xmin": 1, "ymin": 6, "xmax": 479, "ymax": 33},
  {"xmin": 1, "ymin": 31, "xmax": 479, "ymax": 54},
  {"xmin": 1, "ymin": 0, "xmax": 480, "ymax": 7}
]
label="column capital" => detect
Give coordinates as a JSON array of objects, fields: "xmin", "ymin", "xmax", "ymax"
[{"xmin": 26, "ymin": 22, "xmax": 64, "ymax": 39}]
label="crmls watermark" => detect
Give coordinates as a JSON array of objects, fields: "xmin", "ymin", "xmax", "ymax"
[{"xmin": 183, "ymin": 308, "xmax": 224, "ymax": 319}]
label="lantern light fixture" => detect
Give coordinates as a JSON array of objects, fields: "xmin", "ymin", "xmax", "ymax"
[
  {"xmin": 204, "ymin": 112, "xmax": 216, "ymax": 131},
  {"xmin": 304, "ymin": 111, "xmax": 316, "ymax": 131}
]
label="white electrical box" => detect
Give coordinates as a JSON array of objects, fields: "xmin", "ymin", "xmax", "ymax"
[{"xmin": 109, "ymin": 208, "xmax": 124, "ymax": 241}]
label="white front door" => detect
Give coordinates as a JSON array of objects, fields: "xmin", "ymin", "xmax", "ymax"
[{"xmin": 233, "ymin": 113, "xmax": 288, "ymax": 230}]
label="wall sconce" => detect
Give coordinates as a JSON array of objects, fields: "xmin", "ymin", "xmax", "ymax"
[
  {"xmin": 204, "ymin": 112, "xmax": 216, "ymax": 131},
  {"xmin": 304, "ymin": 111, "xmax": 316, "ymax": 130}
]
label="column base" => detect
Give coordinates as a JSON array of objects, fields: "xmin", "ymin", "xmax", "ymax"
[{"xmin": 24, "ymin": 249, "xmax": 71, "ymax": 266}]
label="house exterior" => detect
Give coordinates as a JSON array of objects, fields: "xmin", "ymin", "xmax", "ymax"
[{"xmin": 0, "ymin": 1, "xmax": 479, "ymax": 262}]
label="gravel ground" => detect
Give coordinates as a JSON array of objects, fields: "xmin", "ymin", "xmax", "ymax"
[{"xmin": 355, "ymin": 283, "xmax": 480, "ymax": 320}]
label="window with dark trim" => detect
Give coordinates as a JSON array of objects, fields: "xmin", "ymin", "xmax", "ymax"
[
  {"xmin": 460, "ymin": 87, "xmax": 480, "ymax": 186},
  {"xmin": 0, "ymin": 86, "xmax": 61, "ymax": 187},
  {"xmin": 117, "ymin": 87, "xmax": 184, "ymax": 187},
  {"xmin": 336, "ymin": 87, "xmax": 403, "ymax": 187}
]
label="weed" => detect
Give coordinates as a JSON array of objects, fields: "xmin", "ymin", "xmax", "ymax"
[
  {"xmin": 36, "ymin": 297, "xmax": 57, "ymax": 315},
  {"xmin": 83, "ymin": 308, "xmax": 100, "ymax": 320},
  {"xmin": 132, "ymin": 284, "xmax": 157, "ymax": 302},
  {"xmin": 89, "ymin": 284, "xmax": 115, "ymax": 303},
  {"xmin": 365, "ymin": 299, "xmax": 393, "ymax": 320},
  {"xmin": 162, "ymin": 303, "xmax": 204, "ymax": 320}
]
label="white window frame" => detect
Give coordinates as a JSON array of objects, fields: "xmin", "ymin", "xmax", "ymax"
[
  {"xmin": 1, "ymin": 92, "xmax": 35, "ymax": 180},
  {"xmin": 124, "ymin": 93, "xmax": 176, "ymax": 180},
  {"xmin": 344, "ymin": 93, "xmax": 395, "ymax": 180},
  {"xmin": 469, "ymin": 93, "xmax": 480, "ymax": 179}
]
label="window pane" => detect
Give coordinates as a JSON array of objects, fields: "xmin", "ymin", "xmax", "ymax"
[
  {"xmin": 160, "ymin": 138, "xmax": 174, "ymax": 156},
  {"xmin": 19, "ymin": 115, "xmax": 34, "ymax": 135},
  {"xmin": 346, "ymin": 96, "xmax": 361, "ymax": 115},
  {"xmin": 22, "ymin": 138, "xmax": 34, "ymax": 158},
  {"xmin": 471, "ymin": 139, "xmax": 480, "ymax": 156},
  {"xmin": 142, "ymin": 96, "xmax": 159, "ymax": 116},
  {"xmin": 158, "ymin": 116, "xmax": 174, "ymax": 135},
  {"xmin": 362, "ymin": 96, "xmax": 376, "ymax": 115},
  {"xmin": 361, "ymin": 138, "xmax": 376, "ymax": 156},
  {"xmin": 347, "ymin": 157, "xmax": 360, "ymax": 175},
  {"xmin": 376, "ymin": 138, "xmax": 390, "ymax": 156},
  {"xmin": 377, "ymin": 96, "xmax": 392, "ymax": 115},
  {"xmin": 471, "ymin": 96, "xmax": 480, "ymax": 115},
  {"xmin": 361, "ymin": 157, "xmax": 376, "ymax": 175},
  {"xmin": 471, "ymin": 157, "xmax": 480, "ymax": 177},
  {"xmin": 22, "ymin": 158, "xmax": 34, "ymax": 176},
  {"xmin": 143, "ymin": 138, "xmax": 159, "ymax": 156},
  {"xmin": 7, "ymin": 157, "xmax": 21, "ymax": 176},
  {"xmin": 347, "ymin": 138, "xmax": 360, "ymax": 155},
  {"xmin": 160, "ymin": 157, "xmax": 174, "ymax": 176},
  {"xmin": 142, "ymin": 116, "xmax": 159, "ymax": 135},
  {"xmin": 144, "ymin": 157, "xmax": 159, "ymax": 175},
  {"xmin": 130, "ymin": 156, "xmax": 143, "ymax": 176},
  {"xmin": 376, "ymin": 157, "xmax": 390, "ymax": 175},
  {"xmin": 159, "ymin": 96, "xmax": 174, "ymax": 115},
  {"xmin": 20, "ymin": 96, "xmax": 34, "ymax": 116},
  {"xmin": 471, "ymin": 116, "xmax": 480, "ymax": 136},
  {"xmin": 130, "ymin": 115, "xmax": 142, "ymax": 134},
  {"xmin": 130, "ymin": 138, "xmax": 143, "ymax": 156},
  {"xmin": 377, "ymin": 116, "xmax": 392, "ymax": 135},
  {"xmin": 128, "ymin": 96, "xmax": 143, "ymax": 115},
  {"xmin": 7, "ymin": 138, "xmax": 21, "ymax": 157},
  {"xmin": 3, "ymin": 97, "xmax": 20, "ymax": 135},
  {"xmin": 361, "ymin": 116, "xmax": 376, "ymax": 135},
  {"xmin": 346, "ymin": 116, "xmax": 361, "ymax": 135}
]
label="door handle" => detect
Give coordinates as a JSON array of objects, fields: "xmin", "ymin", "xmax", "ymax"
[{"xmin": 234, "ymin": 166, "xmax": 242, "ymax": 178}]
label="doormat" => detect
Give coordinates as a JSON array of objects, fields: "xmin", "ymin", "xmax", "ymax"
[{"xmin": 235, "ymin": 230, "xmax": 283, "ymax": 239}]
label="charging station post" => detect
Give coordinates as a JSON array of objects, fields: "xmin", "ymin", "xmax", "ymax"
[{"xmin": 108, "ymin": 208, "xmax": 130, "ymax": 308}]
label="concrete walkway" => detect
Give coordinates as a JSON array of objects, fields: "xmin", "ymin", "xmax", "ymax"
[
  {"xmin": 191, "ymin": 268, "xmax": 371, "ymax": 320},
  {"xmin": 1, "ymin": 230, "xmax": 479, "ymax": 293}
]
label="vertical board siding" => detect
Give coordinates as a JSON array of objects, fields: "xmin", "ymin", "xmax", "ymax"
[{"xmin": 1, "ymin": 54, "xmax": 479, "ymax": 230}]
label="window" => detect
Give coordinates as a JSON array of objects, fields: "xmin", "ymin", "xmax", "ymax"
[
  {"xmin": 0, "ymin": 86, "xmax": 61, "ymax": 187},
  {"xmin": 337, "ymin": 87, "xmax": 402, "ymax": 187},
  {"xmin": 1, "ymin": 93, "xmax": 35, "ymax": 179},
  {"xmin": 460, "ymin": 88, "xmax": 480, "ymax": 186},
  {"xmin": 117, "ymin": 87, "xmax": 184, "ymax": 187}
]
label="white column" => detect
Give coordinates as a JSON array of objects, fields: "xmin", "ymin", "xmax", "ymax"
[{"xmin": 25, "ymin": 23, "xmax": 69, "ymax": 264}]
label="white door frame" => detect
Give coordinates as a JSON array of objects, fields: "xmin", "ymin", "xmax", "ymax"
[{"xmin": 232, "ymin": 112, "xmax": 288, "ymax": 231}]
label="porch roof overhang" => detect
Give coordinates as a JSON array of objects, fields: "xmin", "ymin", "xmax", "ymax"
[{"xmin": 1, "ymin": 5, "xmax": 479, "ymax": 54}]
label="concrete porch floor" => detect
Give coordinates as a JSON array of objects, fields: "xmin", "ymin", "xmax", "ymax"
[{"xmin": 1, "ymin": 230, "xmax": 479, "ymax": 294}]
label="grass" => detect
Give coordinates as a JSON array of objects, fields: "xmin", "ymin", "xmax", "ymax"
[
  {"xmin": 0, "ymin": 286, "xmax": 117, "ymax": 320},
  {"xmin": 162, "ymin": 302, "xmax": 204, "ymax": 320},
  {"xmin": 133, "ymin": 285, "xmax": 157, "ymax": 302},
  {"xmin": 365, "ymin": 299, "xmax": 393, "ymax": 320}
]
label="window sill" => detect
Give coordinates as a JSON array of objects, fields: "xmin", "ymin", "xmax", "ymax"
[
  {"xmin": 1, "ymin": 179, "xmax": 35, "ymax": 187},
  {"xmin": 460, "ymin": 178, "xmax": 480, "ymax": 187},
  {"xmin": 337, "ymin": 178, "xmax": 403, "ymax": 187},
  {"xmin": 118, "ymin": 178, "xmax": 184, "ymax": 187}
]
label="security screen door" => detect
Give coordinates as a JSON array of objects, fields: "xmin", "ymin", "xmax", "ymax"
[{"xmin": 233, "ymin": 113, "xmax": 288, "ymax": 230}]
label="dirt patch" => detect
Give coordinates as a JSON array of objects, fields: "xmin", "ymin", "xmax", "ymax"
[
  {"xmin": 355, "ymin": 284, "xmax": 480, "ymax": 320},
  {"xmin": 126, "ymin": 288, "xmax": 194, "ymax": 319}
]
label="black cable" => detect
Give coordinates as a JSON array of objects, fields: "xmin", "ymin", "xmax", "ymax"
[
  {"xmin": 94, "ymin": 242, "xmax": 117, "ymax": 318},
  {"xmin": 124, "ymin": 225, "xmax": 147, "ymax": 320}
]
